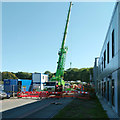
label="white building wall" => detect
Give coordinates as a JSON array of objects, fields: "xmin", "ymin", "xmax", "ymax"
[
  {"xmin": 112, "ymin": 71, "xmax": 118, "ymax": 114},
  {"xmin": 40, "ymin": 74, "xmax": 48, "ymax": 90},
  {"xmin": 97, "ymin": 2, "xmax": 120, "ymax": 116},
  {"xmin": 118, "ymin": 2, "xmax": 120, "ymax": 117}
]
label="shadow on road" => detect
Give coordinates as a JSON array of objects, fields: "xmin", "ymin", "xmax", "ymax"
[{"xmin": 1, "ymin": 98, "xmax": 73, "ymax": 120}]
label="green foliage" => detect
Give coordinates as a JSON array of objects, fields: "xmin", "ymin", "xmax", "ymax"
[
  {"xmin": 44, "ymin": 71, "xmax": 51, "ymax": 75},
  {"xmin": 2, "ymin": 72, "xmax": 18, "ymax": 80},
  {"xmin": 0, "ymin": 72, "xmax": 2, "ymax": 81},
  {"xmin": 45, "ymin": 67, "xmax": 93, "ymax": 83},
  {"xmin": 44, "ymin": 71, "xmax": 54, "ymax": 79},
  {"xmin": 2, "ymin": 71, "xmax": 32, "ymax": 80},
  {"xmin": 0, "ymin": 81, "xmax": 3, "ymax": 84},
  {"xmin": 64, "ymin": 67, "xmax": 93, "ymax": 82},
  {"xmin": 15, "ymin": 72, "xmax": 32, "ymax": 80},
  {"xmin": 1, "ymin": 67, "xmax": 93, "ymax": 83}
]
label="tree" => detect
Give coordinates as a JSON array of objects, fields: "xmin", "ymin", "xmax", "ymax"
[
  {"xmin": 44, "ymin": 71, "xmax": 51, "ymax": 75},
  {"xmin": 0, "ymin": 71, "xmax": 3, "ymax": 84},
  {"xmin": 15, "ymin": 72, "xmax": 32, "ymax": 80},
  {"xmin": 0, "ymin": 71, "xmax": 2, "ymax": 81},
  {"xmin": 2, "ymin": 72, "xmax": 18, "ymax": 80},
  {"xmin": 64, "ymin": 67, "xmax": 93, "ymax": 83},
  {"xmin": 44, "ymin": 71, "xmax": 54, "ymax": 80}
]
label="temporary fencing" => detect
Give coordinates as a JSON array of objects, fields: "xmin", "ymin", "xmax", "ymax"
[
  {"xmin": 39, "ymin": 91, "xmax": 49, "ymax": 98},
  {"xmin": 75, "ymin": 91, "xmax": 89, "ymax": 99},
  {"xmin": 17, "ymin": 91, "xmax": 49, "ymax": 98},
  {"xmin": 49, "ymin": 92, "xmax": 63, "ymax": 98},
  {"xmin": 17, "ymin": 91, "xmax": 29, "ymax": 98},
  {"xmin": 17, "ymin": 90, "xmax": 90, "ymax": 99},
  {"xmin": 29, "ymin": 91, "xmax": 40, "ymax": 98},
  {"xmin": 62, "ymin": 91, "xmax": 75, "ymax": 98}
]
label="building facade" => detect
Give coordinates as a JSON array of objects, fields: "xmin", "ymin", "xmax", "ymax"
[
  {"xmin": 93, "ymin": 57, "xmax": 99, "ymax": 93},
  {"xmin": 32, "ymin": 73, "xmax": 48, "ymax": 91},
  {"xmin": 96, "ymin": 2, "xmax": 120, "ymax": 116}
]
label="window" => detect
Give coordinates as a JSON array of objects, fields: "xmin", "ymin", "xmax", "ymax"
[
  {"xmin": 99, "ymin": 82, "xmax": 101, "ymax": 95},
  {"xmin": 102, "ymin": 57, "xmax": 103, "ymax": 71},
  {"xmin": 99, "ymin": 65, "xmax": 101, "ymax": 73},
  {"xmin": 107, "ymin": 42, "xmax": 109, "ymax": 64},
  {"xmin": 102, "ymin": 81, "xmax": 103, "ymax": 96},
  {"xmin": 112, "ymin": 30, "xmax": 115, "ymax": 58},
  {"xmin": 104, "ymin": 82, "xmax": 106, "ymax": 97},
  {"xmin": 104, "ymin": 50, "xmax": 106, "ymax": 68},
  {"xmin": 107, "ymin": 81, "xmax": 109, "ymax": 101},
  {"xmin": 111, "ymin": 79, "xmax": 114, "ymax": 106}
]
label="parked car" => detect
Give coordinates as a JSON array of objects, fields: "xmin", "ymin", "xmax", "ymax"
[{"xmin": 0, "ymin": 90, "xmax": 10, "ymax": 100}]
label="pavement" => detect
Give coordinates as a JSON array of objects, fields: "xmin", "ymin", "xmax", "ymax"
[
  {"xmin": 1, "ymin": 97, "xmax": 41, "ymax": 112},
  {"xmin": 1, "ymin": 97, "xmax": 73, "ymax": 119},
  {"xmin": 97, "ymin": 95, "xmax": 120, "ymax": 120}
]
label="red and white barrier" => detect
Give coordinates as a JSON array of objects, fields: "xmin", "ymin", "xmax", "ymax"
[
  {"xmin": 49, "ymin": 92, "xmax": 62, "ymax": 95},
  {"xmin": 17, "ymin": 90, "xmax": 90, "ymax": 99},
  {"xmin": 39, "ymin": 91, "xmax": 49, "ymax": 98},
  {"xmin": 63, "ymin": 91, "xmax": 75, "ymax": 93},
  {"xmin": 77, "ymin": 91, "xmax": 88, "ymax": 94},
  {"xmin": 48, "ymin": 91, "xmax": 63, "ymax": 98},
  {"xmin": 17, "ymin": 91, "xmax": 49, "ymax": 98}
]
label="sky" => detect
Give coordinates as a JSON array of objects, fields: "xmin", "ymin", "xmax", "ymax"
[{"xmin": 2, "ymin": 2, "xmax": 116, "ymax": 73}]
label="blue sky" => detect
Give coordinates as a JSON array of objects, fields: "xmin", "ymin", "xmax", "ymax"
[{"xmin": 2, "ymin": 2, "xmax": 116, "ymax": 73}]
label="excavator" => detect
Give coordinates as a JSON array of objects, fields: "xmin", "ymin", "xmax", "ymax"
[{"xmin": 44, "ymin": 2, "xmax": 72, "ymax": 92}]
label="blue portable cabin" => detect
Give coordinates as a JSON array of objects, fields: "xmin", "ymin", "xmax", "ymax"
[
  {"xmin": 4, "ymin": 79, "xmax": 18, "ymax": 94},
  {"xmin": 4, "ymin": 79, "xmax": 33, "ymax": 94},
  {"xmin": 18, "ymin": 79, "xmax": 33, "ymax": 92}
]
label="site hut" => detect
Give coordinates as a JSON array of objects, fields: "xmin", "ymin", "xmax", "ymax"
[
  {"xmin": 32, "ymin": 73, "xmax": 48, "ymax": 91},
  {"xmin": 4, "ymin": 79, "xmax": 33, "ymax": 95},
  {"xmin": 94, "ymin": 2, "xmax": 120, "ymax": 117}
]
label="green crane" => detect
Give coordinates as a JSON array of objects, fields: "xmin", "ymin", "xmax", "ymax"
[{"xmin": 51, "ymin": 2, "xmax": 72, "ymax": 91}]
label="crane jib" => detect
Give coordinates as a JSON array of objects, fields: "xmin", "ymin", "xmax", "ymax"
[
  {"xmin": 50, "ymin": 2, "xmax": 72, "ymax": 91},
  {"xmin": 61, "ymin": 2, "xmax": 72, "ymax": 49},
  {"xmin": 56, "ymin": 2, "xmax": 72, "ymax": 79}
]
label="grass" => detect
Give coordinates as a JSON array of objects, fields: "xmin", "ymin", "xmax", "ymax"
[{"xmin": 52, "ymin": 96, "xmax": 109, "ymax": 119}]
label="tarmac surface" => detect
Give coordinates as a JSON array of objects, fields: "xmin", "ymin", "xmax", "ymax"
[
  {"xmin": 1, "ymin": 97, "xmax": 73, "ymax": 119},
  {"xmin": 1, "ymin": 97, "xmax": 40, "ymax": 112}
]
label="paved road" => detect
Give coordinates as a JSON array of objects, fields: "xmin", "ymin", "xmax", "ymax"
[
  {"xmin": 1, "ymin": 97, "xmax": 73, "ymax": 119},
  {"xmin": 1, "ymin": 97, "xmax": 40, "ymax": 112}
]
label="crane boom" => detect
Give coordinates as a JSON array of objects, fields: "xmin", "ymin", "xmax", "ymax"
[
  {"xmin": 56, "ymin": 2, "xmax": 72, "ymax": 79},
  {"xmin": 61, "ymin": 2, "xmax": 72, "ymax": 50},
  {"xmin": 50, "ymin": 2, "xmax": 72, "ymax": 91}
]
